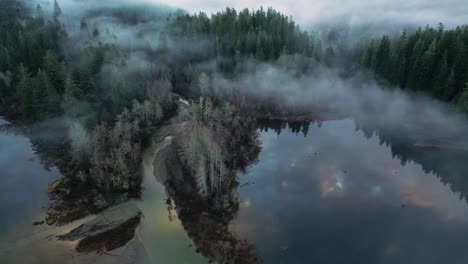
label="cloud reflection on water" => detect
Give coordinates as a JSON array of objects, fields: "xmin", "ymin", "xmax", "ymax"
[{"xmin": 233, "ymin": 119, "xmax": 468, "ymax": 263}]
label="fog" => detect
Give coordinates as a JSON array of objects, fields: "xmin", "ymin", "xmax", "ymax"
[
  {"xmin": 212, "ymin": 60, "xmax": 468, "ymax": 149},
  {"xmin": 147, "ymin": 0, "xmax": 468, "ymax": 31},
  {"xmin": 47, "ymin": 0, "xmax": 468, "ymax": 29},
  {"xmin": 28, "ymin": 0, "xmax": 468, "ymax": 150}
]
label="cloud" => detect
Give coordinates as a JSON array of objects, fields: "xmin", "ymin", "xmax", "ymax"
[{"xmin": 210, "ymin": 59, "xmax": 468, "ymax": 150}]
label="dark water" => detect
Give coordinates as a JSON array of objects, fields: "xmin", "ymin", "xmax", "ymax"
[
  {"xmin": 0, "ymin": 119, "xmax": 61, "ymax": 257},
  {"xmin": 232, "ymin": 119, "xmax": 468, "ymax": 264},
  {"xmin": 3, "ymin": 116, "xmax": 468, "ymax": 263}
]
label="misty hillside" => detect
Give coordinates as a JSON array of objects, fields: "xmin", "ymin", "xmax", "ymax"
[{"xmin": 1, "ymin": 1, "xmax": 468, "ymax": 263}]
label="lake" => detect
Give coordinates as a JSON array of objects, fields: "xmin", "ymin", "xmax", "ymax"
[
  {"xmin": 2, "ymin": 117, "xmax": 468, "ymax": 263},
  {"xmin": 231, "ymin": 119, "xmax": 468, "ymax": 264},
  {"xmin": 0, "ymin": 118, "xmax": 64, "ymax": 262}
]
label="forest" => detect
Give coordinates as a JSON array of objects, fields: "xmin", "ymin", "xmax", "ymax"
[
  {"xmin": 1, "ymin": 0, "xmax": 468, "ymax": 215},
  {"xmin": 1, "ymin": 1, "xmax": 468, "ymax": 262},
  {"xmin": 360, "ymin": 25, "xmax": 468, "ymax": 109}
]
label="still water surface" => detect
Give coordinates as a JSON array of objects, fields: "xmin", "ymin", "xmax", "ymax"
[
  {"xmin": 232, "ymin": 119, "xmax": 468, "ymax": 264},
  {"xmin": 0, "ymin": 119, "xmax": 63, "ymax": 262},
  {"xmin": 2, "ymin": 117, "xmax": 468, "ymax": 263}
]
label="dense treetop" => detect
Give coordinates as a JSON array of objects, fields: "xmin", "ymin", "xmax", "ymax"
[
  {"xmin": 361, "ymin": 24, "xmax": 468, "ymax": 108},
  {"xmin": 166, "ymin": 8, "xmax": 322, "ymax": 62}
]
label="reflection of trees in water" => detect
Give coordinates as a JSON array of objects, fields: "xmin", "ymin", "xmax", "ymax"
[
  {"xmin": 17, "ymin": 119, "xmax": 138, "ymax": 225},
  {"xmin": 258, "ymin": 119, "xmax": 311, "ymax": 137},
  {"xmin": 353, "ymin": 117, "xmax": 468, "ymax": 203},
  {"xmin": 0, "ymin": 121, "xmax": 95, "ymax": 224},
  {"xmin": 163, "ymin": 116, "xmax": 262, "ymax": 263},
  {"xmin": 376, "ymin": 133, "xmax": 468, "ymax": 203},
  {"xmin": 261, "ymin": 119, "xmax": 468, "ymax": 205},
  {"xmin": 167, "ymin": 184, "xmax": 261, "ymax": 263}
]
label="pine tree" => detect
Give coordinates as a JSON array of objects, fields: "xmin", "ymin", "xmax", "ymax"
[
  {"xmin": 453, "ymin": 39, "xmax": 467, "ymax": 94},
  {"xmin": 234, "ymin": 49, "xmax": 241, "ymax": 75},
  {"xmin": 78, "ymin": 64, "xmax": 93, "ymax": 96},
  {"xmin": 80, "ymin": 18, "xmax": 88, "ymax": 30},
  {"xmin": 198, "ymin": 72, "xmax": 209, "ymax": 96},
  {"xmin": 158, "ymin": 31, "xmax": 168, "ymax": 52},
  {"xmin": 325, "ymin": 45, "xmax": 335, "ymax": 67},
  {"xmin": 43, "ymin": 50, "xmax": 65, "ymax": 94},
  {"xmin": 434, "ymin": 52, "xmax": 449, "ymax": 97},
  {"xmin": 375, "ymin": 35, "xmax": 391, "ymax": 76},
  {"xmin": 362, "ymin": 39, "xmax": 375, "ymax": 68},
  {"xmin": 64, "ymin": 75, "xmax": 82, "ymax": 99},
  {"xmin": 35, "ymin": 70, "xmax": 49, "ymax": 114},
  {"xmin": 36, "ymin": 4, "xmax": 43, "ymax": 18},
  {"xmin": 458, "ymin": 82, "xmax": 468, "ymax": 113},
  {"xmin": 419, "ymin": 39, "xmax": 437, "ymax": 91},
  {"xmin": 53, "ymin": 0, "xmax": 62, "ymax": 17},
  {"xmin": 92, "ymin": 24, "xmax": 99, "ymax": 38},
  {"xmin": 443, "ymin": 69, "xmax": 457, "ymax": 101},
  {"xmin": 18, "ymin": 65, "xmax": 34, "ymax": 120},
  {"xmin": 407, "ymin": 38, "xmax": 427, "ymax": 90},
  {"xmin": 0, "ymin": 46, "xmax": 10, "ymax": 72}
]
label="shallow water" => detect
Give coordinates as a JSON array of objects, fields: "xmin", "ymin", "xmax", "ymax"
[
  {"xmin": 0, "ymin": 119, "xmax": 62, "ymax": 261},
  {"xmin": 3, "ymin": 116, "xmax": 468, "ymax": 263},
  {"xmin": 138, "ymin": 138, "xmax": 206, "ymax": 263},
  {"xmin": 232, "ymin": 119, "xmax": 468, "ymax": 264}
]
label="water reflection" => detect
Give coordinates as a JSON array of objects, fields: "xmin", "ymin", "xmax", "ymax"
[
  {"xmin": 232, "ymin": 119, "xmax": 468, "ymax": 264},
  {"xmin": 137, "ymin": 142, "xmax": 206, "ymax": 263},
  {"xmin": 0, "ymin": 119, "xmax": 61, "ymax": 261}
]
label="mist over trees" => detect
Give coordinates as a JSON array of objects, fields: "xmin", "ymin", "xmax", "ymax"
[
  {"xmin": 360, "ymin": 24, "xmax": 468, "ymax": 109},
  {"xmin": 1, "ymin": 0, "xmax": 468, "ymax": 229},
  {"xmin": 166, "ymin": 7, "xmax": 322, "ymax": 74}
]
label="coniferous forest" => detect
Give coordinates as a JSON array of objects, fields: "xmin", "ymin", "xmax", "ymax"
[
  {"xmin": 1, "ymin": 1, "xmax": 468, "ymax": 263},
  {"xmin": 360, "ymin": 25, "xmax": 468, "ymax": 108}
]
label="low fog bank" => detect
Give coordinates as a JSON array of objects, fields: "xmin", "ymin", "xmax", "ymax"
[
  {"xmin": 33, "ymin": 0, "xmax": 174, "ymax": 51},
  {"xmin": 23, "ymin": 0, "xmax": 468, "ymax": 150},
  {"xmin": 146, "ymin": 0, "xmax": 468, "ymax": 38},
  {"xmin": 212, "ymin": 61, "xmax": 468, "ymax": 149}
]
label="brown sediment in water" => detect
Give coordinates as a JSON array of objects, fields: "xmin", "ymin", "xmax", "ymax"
[{"xmin": 76, "ymin": 213, "xmax": 141, "ymax": 253}]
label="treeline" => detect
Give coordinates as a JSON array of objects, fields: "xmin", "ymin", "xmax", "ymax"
[
  {"xmin": 0, "ymin": 1, "xmax": 66, "ymax": 119},
  {"xmin": 0, "ymin": 0, "xmax": 178, "ymax": 219},
  {"xmin": 166, "ymin": 7, "xmax": 322, "ymax": 73},
  {"xmin": 0, "ymin": 1, "xmax": 161, "ymax": 125},
  {"xmin": 360, "ymin": 24, "xmax": 468, "ymax": 110}
]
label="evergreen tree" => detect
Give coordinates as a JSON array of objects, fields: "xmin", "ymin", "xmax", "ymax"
[
  {"xmin": 454, "ymin": 39, "xmax": 468, "ymax": 93},
  {"xmin": 53, "ymin": 0, "xmax": 62, "ymax": 18},
  {"xmin": 375, "ymin": 35, "xmax": 391, "ymax": 77},
  {"xmin": 158, "ymin": 31, "xmax": 168, "ymax": 52},
  {"xmin": 36, "ymin": 4, "xmax": 43, "ymax": 18},
  {"xmin": 444, "ymin": 69, "xmax": 457, "ymax": 101},
  {"xmin": 64, "ymin": 75, "xmax": 82, "ymax": 99},
  {"xmin": 18, "ymin": 65, "xmax": 34, "ymax": 120},
  {"xmin": 92, "ymin": 24, "xmax": 99, "ymax": 38},
  {"xmin": 362, "ymin": 25, "xmax": 468, "ymax": 105},
  {"xmin": 434, "ymin": 52, "xmax": 449, "ymax": 97},
  {"xmin": 458, "ymin": 82, "xmax": 468, "ymax": 113},
  {"xmin": 80, "ymin": 18, "xmax": 88, "ymax": 30},
  {"xmin": 43, "ymin": 50, "xmax": 65, "ymax": 94},
  {"xmin": 34, "ymin": 69, "xmax": 52, "ymax": 117},
  {"xmin": 420, "ymin": 39, "xmax": 437, "ymax": 91},
  {"xmin": 362, "ymin": 39, "xmax": 375, "ymax": 68},
  {"xmin": 325, "ymin": 45, "xmax": 335, "ymax": 66}
]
